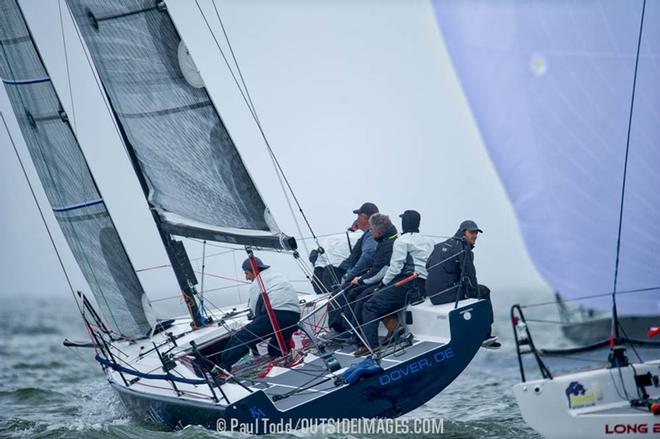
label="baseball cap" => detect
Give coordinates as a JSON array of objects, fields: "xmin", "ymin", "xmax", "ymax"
[
  {"xmin": 352, "ymin": 202, "xmax": 379, "ymax": 217},
  {"xmin": 242, "ymin": 257, "xmax": 270, "ymax": 272},
  {"xmin": 459, "ymin": 220, "xmax": 483, "ymax": 233}
]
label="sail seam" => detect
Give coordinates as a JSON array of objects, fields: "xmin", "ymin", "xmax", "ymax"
[
  {"xmin": 93, "ymin": 5, "xmax": 160, "ymax": 25},
  {"xmin": 0, "ymin": 34, "xmax": 30, "ymax": 45},
  {"xmin": 117, "ymin": 101, "xmax": 211, "ymax": 119}
]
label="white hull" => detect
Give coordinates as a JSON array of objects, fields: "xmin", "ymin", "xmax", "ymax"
[{"xmin": 513, "ymin": 359, "xmax": 660, "ymax": 439}]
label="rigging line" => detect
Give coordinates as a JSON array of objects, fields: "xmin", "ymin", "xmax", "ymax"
[
  {"xmin": 524, "ymin": 318, "xmax": 629, "ymax": 327},
  {"xmin": 618, "ymin": 322, "xmax": 643, "ymax": 363},
  {"xmin": 188, "ymin": 236, "xmax": 290, "ymax": 255},
  {"xmin": 1, "ymin": 112, "xmax": 84, "ymax": 319},
  {"xmin": 135, "ymin": 263, "xmax": 171, "ymax": 273},
  {"xmin": 209, "ymin": 0, "xmax": 257, "ymax": 117},
  {"xmin": 233, "ymin": 249, "xmax": 242, "ymax": 302},
  {"xmin": 194, "ymin": 293, "xmax": 226, "ymax": 317},
  {"xmin": 186, "ymin": 237, "xmax": 252, "ymax": 252},
  {"xmin": 151, "ymin": 282, "xmax": 248, "ymax": 303},
  {"xmin": 62, "ymin": 2, "xmax": 136, "ymax": 173},
  {"xmin": 196, "ymin": 1, "xmax": 315, "ymax": 255},
  {"xmin": 193, "ymin": 270, "xmax": 249, "ymax": 284},
  {"xmin": 57, "ymin": 0, "xmax": 76, "ymax": 134},
  {"xmin": 191, "ymin": 248, "xmax": 237, "ymax": 260},
  {"xmin": 200, "ymin": 240, "xmax": 207, "ymax": 318},
  {"xmin": 611, "ymin": 0, "xmax": 647, "ymax": 340},
  {"xmin": 542, "ymin": 354, "xmax": 609, "ymax": 364},
  {"xmin": 521, "ymin": 285, "xmax": 660, "ymax": 309},
  {"xmin": 293, "ymin": 255, "xmax": 330, "ymax": 295},
  {"xmin": 299, "ymin": 232, "xmax": 449, "ymax": 241}
]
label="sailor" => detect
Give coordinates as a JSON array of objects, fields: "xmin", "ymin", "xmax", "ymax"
[
  {"xmin": 346, "ymin": 213, "xmax": 399, "ymax": 328},
  {"xmin": 219, "ymin": 257, "xmax": 301, "ymax": 372},
  {"xmin": 353, "ymin": 210, "xmax": 432, "ymax": 356},
  {"xmin": 308, "ymin": 220, "xmax": 363, "ymax": 294},
  {"xmin": 425, "ymin": 220, "xmax": 499, "ymax": 347},
  {"xmin": 337, "ymin": 202, "xmax": 379, "ymax": 281},
  {"xmin": 326, "ymin": 202, "xmax": 379, "ymax": 334}
]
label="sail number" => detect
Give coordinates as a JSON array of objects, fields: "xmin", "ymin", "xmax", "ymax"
[
  {"xmin": 605, "ymin": 423, "xmax": 660, "ymax": 434},
  {"xmin": 379, "ymin": 348, "xmax": 454, "ymax": 386}
]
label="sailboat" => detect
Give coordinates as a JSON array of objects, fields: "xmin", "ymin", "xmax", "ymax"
[
  {"xmin": 432, "ymin": 0, "xmax": 660, "ymax": 437},
  {"xmin": 0, "ymin": 0, "xmax": 493, "ymax": 432}
]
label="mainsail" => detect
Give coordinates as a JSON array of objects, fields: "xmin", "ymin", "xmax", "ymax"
[
  {"xmin": 65, "ymin": 0, "xmax": 294, "ymax": 251},
  {"xmin": 0, "ymin": 0, "xmax": 153, "ymax": 337},
  {"xmin": 432, "ymin": 0, "xmax": 660, "ymax": 316}
]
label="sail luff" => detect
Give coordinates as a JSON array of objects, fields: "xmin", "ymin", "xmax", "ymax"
[{"xmin": 0, "ymin": 0, "xmax": 154, "ymax": 338}]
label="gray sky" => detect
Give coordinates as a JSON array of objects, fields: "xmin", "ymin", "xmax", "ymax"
[{"xmin": 0, "ymin": 0, "xmax": 550, "ymax": 316}]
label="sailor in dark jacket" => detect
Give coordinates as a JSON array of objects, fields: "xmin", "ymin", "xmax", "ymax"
[
  {"xmin": 326, "ymin": 203, "xmax": 379, "ymax": 335},
  {"xmin": 425, "ymin": 220, "xmax": 496, "ymax": 345},
  {"xmin": 327, "ymin": 213, "xmax": 398, "ymax": 337},
  {"xmin": 347, "ymin": 213, "xmax": 399, "ymax": 324}
]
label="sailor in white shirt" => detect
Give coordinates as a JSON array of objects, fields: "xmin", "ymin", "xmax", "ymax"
[
  {"xmin": 309, "ymin": 221, "xmax": 363, "ymax": 293},
  {"xmin": 355, "ymin": 210, "xmax": 434, "ymax": 356},
  {"xmin": 219, "ymin": 257, "xmax": 300, "ymax": 372},
  {"xmin": 382, "ymin": 211, "xmax": 435, "ymax": 286}
]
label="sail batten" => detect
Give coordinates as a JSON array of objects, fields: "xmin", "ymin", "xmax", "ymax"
[
  {"xmin": 2, "ymin": 76, "xmax": 50, "ymax": 84},
  {"xmin": 0, "ymin": 0, "xmax": 153, "ymax": 338},
  {"xmin": 89, "ymin": 3, "xmax": 162, "ymax": 25},
  {"xmin": 52, "ymin": 198, "xmax": 105, "ymax": 212},
  {"xmin": 67, "ymin": 0, "xmax": 290, "ymax": 250}
]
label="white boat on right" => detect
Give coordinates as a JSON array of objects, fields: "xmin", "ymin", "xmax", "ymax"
[
  {"xmin": 511, "ymin": 305, "xmax": 660, "ymax": 439},
  {"xmin": 512, "ymin": 353, "xmax": 660, "ymax": 438},
  {"xmin": 513, "ymin": 360, "xmax": 660, "ymax": 439}
]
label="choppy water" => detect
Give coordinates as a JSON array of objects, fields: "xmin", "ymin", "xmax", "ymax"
[{"xmin": 2, "ymin": 291, "xmax": 613, "ymax": 439}]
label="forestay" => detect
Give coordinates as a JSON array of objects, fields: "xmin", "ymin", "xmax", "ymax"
[
  {"xmin": 66, "ymin": 0, "xmax": 293, "ymax": 250},
  {"xmin": 0, "ymin": 0, "xmax": 153, "ymax": 337},
  {"xmin": 432, "ymin": 1, "xmax": 660, "ymax": 316}
]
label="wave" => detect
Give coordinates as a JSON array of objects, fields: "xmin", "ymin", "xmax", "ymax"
[
  {"xmin": 8, "ymin": 325, "xmax": 62, "ymax": 336},
  {"xmin": 0, "ymin": 387, "xmax": 68, "ymax": 405},
  {"xmin": 12, "ymin": 361, "xmax": 66, "ymax": 370}
]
